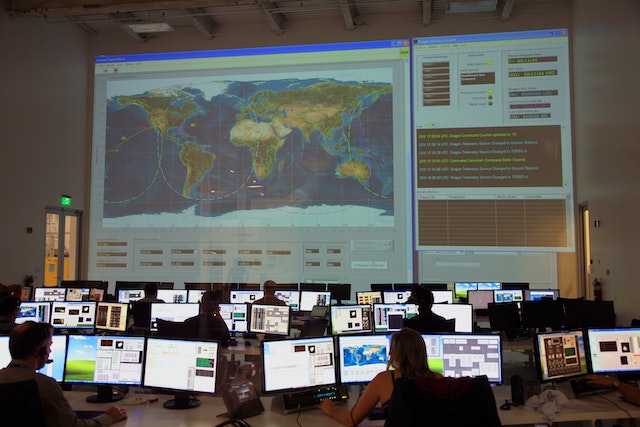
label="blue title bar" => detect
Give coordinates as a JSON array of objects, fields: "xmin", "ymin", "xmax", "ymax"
[{"xmin": 413, "ymin": 28, "xmax": 568, "ymax": 46}]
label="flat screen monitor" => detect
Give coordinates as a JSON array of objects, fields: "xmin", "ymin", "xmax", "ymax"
[
  {"xmin": 299, "ymin": 283, "xmax": 327, "ymax": 292},
  {"xmin": 383, "ymin": 290, "xmax": 411, "ymax": 304},
  {"xmin": 156, "ymin": 289, "xmax": 188, "ymax": 303},
  {"xmin": 373, "ymin": 303, "xmax": 419, "ymax": 333},
  {"xmin": 330, "ymin": 304, "xmax": 372, "ymax": 335},
  {"xmin": 299, "ymin": 290, "xmax": 331, "ymax": 311},
  {"xmin": 262, "ymin": 336, "xmax": 336, "ymax": 393},
  {"xmin": 218, "ymin": 303, "xmax": 249, "ymax": 333},
  {"xmin": 51, "ymin": 301, "xmax": 97, "ymax": 330},
  {"xmin": 184, "ymin": 283, "xmax": 212, "ymax": 290},
  {"xmin": 520, "ymin": 300, "xmax": 563, "ymax": 331},
  {"xmin": 1, "ymin": 334, "xmax": 68, "ymax": 382},
  {"xmin": 534, "ymin": 329, "xmax": 588, "ymax": 383},
  {"xmin": 431, "ymin": 303, "xmax": 473, "ymax": 333},
  {"xmin": 421, "ymin": 283, "xmax": 449, "ymax": 291},
  {"xmin": 143, "ymin": 337, "xmax": 219, "ymax": 409},
  {"xmin": 467, "ymin": 290, "xmax": 495, "ymax": 313},
  {"xmin": 274, "ymin": 290, "xmax": 300, "ymax": 311},
  {"xmin": 524, "ymin": 289, "xmax": 559, "ymax": 301},
  {"xmin": 115, "ymin": 281, "xmax": 174, "ymax": 292},
  {"xmin": 337, "ymin": 334, "xmax": 391, "ymax": 384},
  {"xmin": 586, "ymin": 328, "xmax": 640, "ymax": 376},
  {"xmin": 16, "ymin": 302, "xmax": 52, "ymax": 324},
  {"xmin": 64, "ymin": 335, "xmax": 145, "ymax": 402},
  {"xmin": 422, "ymin": 334, "xmax": 502, "ymax": 384},
  {"xmin": 393, "ymin": 283, "xmax": 414, "ymax": 291},
  {"xmin": 355, "ymin": 291, "xmax": 383, "ymax": 305},
  {"xmin": 453, "ymin": 283, "xmax": 477, "ymax": 300},
  {"xmin": 502, "ymin": 282, "xmax": 530, "ymax": 291},
  {"xmin": 432, "ymin": 290, "xmax": 454, "ymax": 304},
  {"xmin": 117, "ymin": 289, "xmax": 145, "ymax": 304},
  {"xmin": 370, "ymin": 284, "xmax": 392, "ymax": 292},
  {"xmin": 34, "ymin": 287, "xmax": 66, "ymax": 302},
  {"xmin": 187, "ymin": 289, "xmax": 207, "ymax": 303},
  {"xmin": 65, "ymin": 288, "xmax": 105, "ymax": 302},
  {"xmin": 229, "ymin": 290, "xmax": 264, "ymax": 304},
  {"xmin": 563, "ymin": 300, "xmax": 615, "ymax": 330},
  {"xmin": 327, "ymin": 283, "xmax": 351, "ymax": 302},
  {"xmin": 149, "ymin": 303, "xmax": 200, "ymax": 332},
  {"xmin": 61, "ymin": 280, "xmax": 108, "ymax": 290},
  {"xmin": 248, "ymin": 304, "xmax": 290, "ymax": 336},
  {"xmin": 477, "ymin": 282, "xmax": 502, "ymax": 291},
  {"xmin": 493, "ymin": 289, "xmax": 524, "ymax": 303},
  {"xmin": 95, "ymin": 302, "xmax": 129, "ymax": 332},
  {"xmin": 488, "ymin": 302, "xmax": 522, "ymax": 335}
]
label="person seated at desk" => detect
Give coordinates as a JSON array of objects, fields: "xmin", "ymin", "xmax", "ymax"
[
  {"xmin": 320, "ymin": 327, "xmax": 442, "ymax": 426},
  {"xmin": 252, "ymin": 280, "xmax": 287, "ymax": 306},
  {"xmin": 0, "ymin": 321, "xmax": 127, "ymax": 426},
  {"xmin": 0, "ymin": 295, "xmax": 20, "ymax": 335},
  {"xmin": 585, "ymin": 374, "xmax": 640, "ymax": 406},
  {"xmin": 403, "ymin": 285, "xmax": 453, "ymax": 333},
  {"xmin": 183, "ymin": 290, "xmax": 231, "ymax": 346},
  {"xmin": 136, "ymin": 282, "xmax": 165, "ymax": 304}
]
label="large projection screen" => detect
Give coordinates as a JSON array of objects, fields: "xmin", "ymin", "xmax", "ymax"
[{"xmin": 89, "ymin": 40, "xmax": 413, "ymax": 292}]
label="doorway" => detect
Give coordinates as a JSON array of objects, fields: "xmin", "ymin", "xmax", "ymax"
[
  {"xmin": 578, "ymin": 203, "xmax": 591, "ymax": 299},
  {"xmin": 44, "ymin": 207, "xmax": 82, "ymax": 287}
]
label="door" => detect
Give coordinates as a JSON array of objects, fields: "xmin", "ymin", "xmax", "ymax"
[{"xmin": 44, "ymin": 207, "xmax": 81, "ymax": 287}]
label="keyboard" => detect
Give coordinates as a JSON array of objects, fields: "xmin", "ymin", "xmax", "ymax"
[{"xmin": 570, "ymin": 378, "xmax": 615, "ymax": 396}]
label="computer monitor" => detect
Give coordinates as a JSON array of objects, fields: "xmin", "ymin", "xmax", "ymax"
[
  {"xmin": 237, "ymin": 283, "xmax": 260, "ymax": 290},
  {"xmin": 61, "ymin": 280, "xmax": 108, "ymax": 290},
  {"xmin": 184, "ymin": 282, "xmax": 212, "ymax": 290},
  {"xmin": 562, "ymin": 300, "xmax": 616, "ymax": 330},
  {"xmin": 117, "ymin": 289, "xmax": 145, "ymax": 304},
  {"xmin": 520, "ymin": 300, "xmax": 563, "ymax": 331},
  {"xmin": 370, "ymin": 284, "xmax": 392, "ymax": 292},
  {"xmin": 467, "ymin": 290, "xmax": 495, "ymax": 315},
  {"xmin": 453, "ymin": 282, "xmax": 477, "ymax": 300},
  {"xmin": 229, "ymin": 290, "xmax": 264, "ymax": 304},
  {"xmin": 218, "ymin": 303, "xmax": 249, "ymax": 333},
  {"xmin": 64, "ymin": 335, "xmax": 145, "ymax": 402},
  {"xmin": 493, "ymin": 289, "xmax": 524, "ymax": 303},
  {"xmin": 421, "ymin": 283, "xmax": 449, "ymax": 291},
  {"xmin": 524, "ymin": 289, "xmax": 560, "ymax": 301},
  {"xmin": 422, "ymin": 333, "xmax": 503, "ymax": 384},
  {"xmin": 477, "ymin": 282, "xmax": 502, "ymax": 291},
  {"xmin": 382, "ymin": 290, "xmax": 411, "ymax": 304},
  {"xmin": 502, "ymin": 282, "xmax": 530, "ymax": 291},
  {"xmin": 16, "ymin": 302, "xmax": 52, "ymax": 324},
  {"xmin": 143, "ymin": 337, "xmax": 219, "ymax": 409},
  {"xmin": 274, "ymin": 290, "xmax": 300, "ymax": 311},
  {"xmin": 355, "ymin": 291, "xmax": 383, "ymax": 305},
  {"xmin": 262, "ymin": 336, "xmax": 336, "ymax": 393},
  {"xmin": 432, "ymin": 290, "xmax": 454, "ymax": 304},
  {"xmin": 327, "ymin": 283, "xmax": 351, "ymax": 303},
  {"xmin": 534, "ymin": 329, "xmax": 588, "ymax": 383},
  {"xmin": 372, "ymin": 303, "xmax": 419, "ymax": 333},
  {"xmin": 299, "ymin": 290, "xmax": 331, "ymax": 311},
  {"xmin": 50, "ymin": 301, "xmax": 97, "ymax": 330},
  {"xmin": 586, "ymin": 328, "xmax": 640, "ymax": 377},
  {"xmin": 393, "ymin": 283, "xmax": 414, "ymax": 291},
  {"xmin": 149, "ymin": 303, "xmax": 200, "ymax": 332},
  {"xmin": 299, "ymin": 283, "xmax": 327, "ymax": 292},
  {"xmin": 431, "ymin": 303, "xmax": 473, "ymax": 333},
  {"xmin": 273, "ymin": 283, "xmax": 299, "ymax": 291},
  {"xmin": 0, "ymin": 334, "xmax": 66, "ymax": 381},
  {"xmin": 65, "ymin": 288, "xmax": 105, "ymax": 302},
  {"xmin": 330, "ymin": 304, "xmax": 372, "ymax": 335},
  {"xmin": 34, "ymin": 287, "xmax": 66, "ymax": 302},
  {"xmin": 95, "ymin": 302, "xmax": 129, "ymax": 332},
  {"xmin": 115, "ymin": 281, "xmax": 174, "ymax": 292},
  {"xmin": 337, "ymin": 334, "xmax": 391, "ymax": 384},
  {"xmin": 248, "ymin": 304, "xmax": 290, "ymax": 336},
  {"xmin": 156, "ymin": 289, "xmax": 188, "ymax": 303},
  {"xmin": 187, "ymin": 289, "xmax": 207, "ymax": 303}
]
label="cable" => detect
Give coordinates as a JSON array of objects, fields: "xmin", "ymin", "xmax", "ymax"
[{"xmin": 593, "ymin": 393, "xmax": 634, "ymax": 421}]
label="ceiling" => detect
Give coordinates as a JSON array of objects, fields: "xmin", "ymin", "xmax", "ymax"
[{"xmin": 6, "ymin": 0, "xmax": 568, "ymax": 41}]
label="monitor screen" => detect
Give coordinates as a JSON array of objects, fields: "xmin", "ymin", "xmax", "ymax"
[
  {"xmin": 149, "ymin": 303, "xmax": 200, "ymax": 332},
  {"xmin": 337, "ymin": 334, "xmax": 390, "ymax": 384},
  {"xmin": 248, "ymin": 304, "xmax": 290, "ymax": 336},
  {"xmin": 117, "ymin": 289, "xmax": 145, "ymax": 304},
  {"xmin": 218, "ymin": 303, "xmax": 249, "ymax": 333},
  {"xmin": 143, "ymin": 337, "xmax": 219, "ymax": 395},
  {"xmin": 477, "ymin": 282, "xmax": 502, "ymax": 291},
  {"xmin": 51, "ymin": 301, "xmax": 97, "ymax": 329},
  {"xmin": 156, "ymin": 289, "xmax": 188, "ymax": 303},
  {"xmin": 467, "ymin": 290, "xmax": 495, "ymax": 312},
  {"xmin": 524, "ymin": 289, "xmax": 559, "ymax": 301},
  {"xmin": 382, "ymin": 290, "xmax": 411, "ymax": 304},
  {"xmin": 534, "ymin": 329, "xmax": 588, "ymax": 383},
  {"xmin": 0, "ymin": 335, "xmax": 68, "ymax": 382},
  {"xmin": 502, "ymin": 282, "xmax": 530, "ymax": 291},
  {"xmin": 586, "ymin": 328, "xmax": 640, "ymax": 375},
  {"xmin": 95, "ymin": 302, "xmax": 129, "ymax": 332},
  {"xmin": 274, "ymin": 290, "xmax": 300, "ymax": 311},
  {"xmin": 563, "ymin": 300, "xmax": 615, "ymax": 330},
  {"xmin": 34, "ymin": 287, "xmax": 66, "ymax": 302},
  {"xmin": 187, "ymin": 289, "xmax": 207, "ymax": 303},
  {"xmin": 65, "ymin": 288, "xmax": 105, "ymax": 302},
  {"xmin": 453, "ymin": 283, "xmax": 477, "ymax": 300},
  {"xmin": 422, "ymin": 334, "xmax": 502, "ymax": 384},
  {"xmin": 372, "ymin": 303, "xmax": 419, "ymax": 333},
  {"xmin": 299, "ymin": 291, "xmax": 331, "ymax": 311},
  {"xmin": 64, "ymin": 335, "xmax": 145, "ymax": 386},
  {"xmin": 330, "ymin": 304, "xmax": 372, "ymax": 335},
  {"xmin": 262, "ymin": 336, "xmax": 336, "ymax": 393},
  {"xmin": 355, "ymin": 291, "xmax": 383, "ymax": 306},
  {"xmin": 431, "ymin": 303, "xmax": 473, "ymax": 333},
  {"xmin": 493, "ymin": 289, "xmax": 524, "ymax": 303},
  {"xmin": 229, "ymin": 290, "xmax": 264, "ymax": 304},
  {"xmin": 432, "ymin": 290, "xmax": 454, "ymax": 304},
  {"xmin": 61, "ymin": 280, "xmax": 108, "ymax": 290},
  {"xmin": 520, "ymin": 300, "xmax": 563, "ymax": 331},
  {"xmin": 16, "ymin": 302, "xmax": 52, "ymax": 324},
  {"xmin": 327, "ymin": 283, "xmax": 351, "ymax": 302}
]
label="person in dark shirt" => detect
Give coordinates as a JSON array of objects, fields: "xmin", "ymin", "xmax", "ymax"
[
  {"xmin": 403, "ymin": 285, "xmax": 454, "ymax": 333},
  {"xmin": 183, "ymin": 290, "xmax": 231, "ymax": 345},
  {"xmin": 0, "ymin": 296, "xmax": 21, "ymax": 335},
  {"xmin": 252, "ymin": 280, "xmax": 287, "ymax": 306}
]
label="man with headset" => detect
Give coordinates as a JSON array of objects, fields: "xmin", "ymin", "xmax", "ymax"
[{"xmin": 0, "ymin": 321, "xmax": 128, "ymax": 426}]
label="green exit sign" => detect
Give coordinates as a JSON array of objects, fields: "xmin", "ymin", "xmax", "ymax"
[{"xmin": 60, "ymin": 195, "xmax": 72, "ymax": 206}]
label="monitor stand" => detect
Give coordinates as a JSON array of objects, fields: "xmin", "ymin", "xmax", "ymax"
[
  {"xmin": 163, "ymin": 392, "xmax": 200, "ymax": 409},
  {"xmin": 86, "ymin": 385, "xmax": 125, "ymax": 403}
]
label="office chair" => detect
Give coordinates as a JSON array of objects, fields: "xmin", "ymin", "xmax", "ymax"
[
  {"xmin": 0, "ymin": 379, "xmax": 47, "ymax": 427},
  {"xmin": 384, "ymin": 375, "xmax": 501, "ymax": 427},
  {"xmin": 298, "ymin": 318, "xmax": 329, "ymax": 338},
  {"xmin": 155, "ymin": 318, "xmax": 194, "ymax": 339}
]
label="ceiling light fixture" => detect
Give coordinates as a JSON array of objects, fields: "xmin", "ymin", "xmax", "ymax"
[
  {"xmin": 124, "ymin": 22, "xmax": 174, "ymax": 33},
  {"xmin": 446, "ymin": 0, "xmax": 498, "ymax": 13}
]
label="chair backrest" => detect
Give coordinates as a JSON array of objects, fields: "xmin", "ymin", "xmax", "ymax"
[
  {"xmin": 0, "ymin": 379, "xmax": 47, "ymax": 427},
  {"xmin": 299, "ymin": 318, "xmax": 328, "ymax": 338},
  {"xmin": 155, "ymin": 318, "xmax": 195, "ymax": 339},
  {"xmin": 384, "ymin": 375, "xmax": 501, "ymax": 427},
  {"xmin": 131, "ymin": 301, "xmax": 153, "ymax": 328}
]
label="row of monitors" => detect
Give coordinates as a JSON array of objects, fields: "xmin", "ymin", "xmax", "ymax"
[
  {"xmin": 534, "ymin": 328, "xmax": 640, "ymax": 384},
  {"xmin": 0, "ymin": 331, "xmax": 503, "ymax": 406},
  {"xmin": 467, "ymin": 289, "xmax": 559, "ymax": 311}
]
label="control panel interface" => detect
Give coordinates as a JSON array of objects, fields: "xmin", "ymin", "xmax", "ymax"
[
  {"xmin": 373, "ymin": 303, "xmax": 419, "ymax": 333},
  {"xmin": 218, "ymin": 303, "xmax": 249, "ymax": 333},
  {"xmin": 51, "ymin": 302, "xmax": 96, "ymax": 329},
  {"xmin": 587, "ymin": 328, "xmax": 640, "ymax": 374},
  {"xmin": 338, "ymin": 334, "xmax": 390, "ymax": 384},
  {"xmin": 249, "ymin": 304, "xmax": 290, "ymax": 335},
  {"xmin": 536, "ymin": 330, "xmax": 588, "ymax": 382},
  {"xmin": 330, "ymin": 305, "xmax": 372, "ymax": 335}
]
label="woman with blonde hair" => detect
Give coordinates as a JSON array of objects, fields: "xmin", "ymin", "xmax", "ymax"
[{"xmin": 320, "ymin": 327, "xmax": 441, "ymax": 426}]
